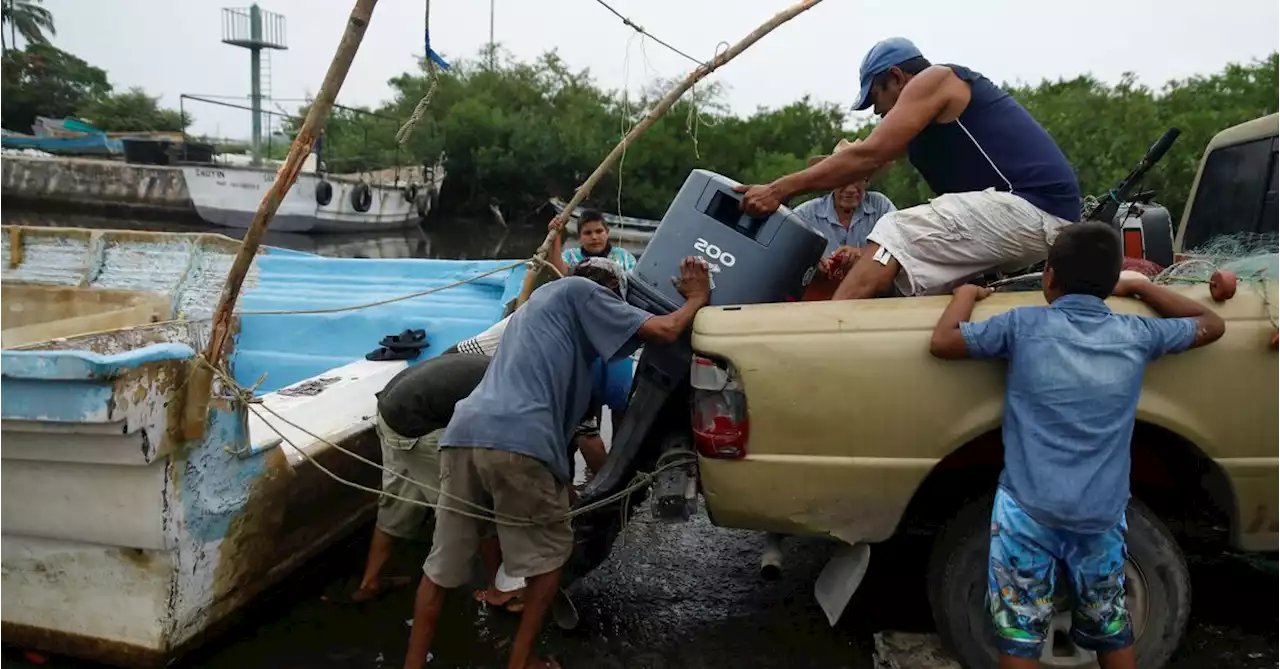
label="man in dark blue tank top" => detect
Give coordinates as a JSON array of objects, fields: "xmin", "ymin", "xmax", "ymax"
[{"xmin": 737, "ymin": 37, "xmax": 1081, "ymax": 301}]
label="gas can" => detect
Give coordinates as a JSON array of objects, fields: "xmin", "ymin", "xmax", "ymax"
[{"xmin": 627, "ymin": 169, "xmax": 828, "ymax": 314}]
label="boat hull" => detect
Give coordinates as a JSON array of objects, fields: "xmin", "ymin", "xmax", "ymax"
[
  {"xmin": 1, "ymin": 226, "xmax": 526, "ymax": 667},
  {"xmin": 183, "ymin": 166, "xmax": 436, "ymax": 233}
]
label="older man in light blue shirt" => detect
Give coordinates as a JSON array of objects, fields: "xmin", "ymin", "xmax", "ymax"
[{"xmin": 792, "ymin": 141, "xmax": 896, "ymax": 278}]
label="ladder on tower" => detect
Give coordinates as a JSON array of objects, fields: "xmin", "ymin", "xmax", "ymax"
[{"xmin": 261, "ymin": 49, "xmax": 273, "ymax": 153}]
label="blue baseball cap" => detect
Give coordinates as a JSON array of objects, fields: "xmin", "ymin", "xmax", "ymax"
[{"xmin": 853, "ymin": 37, "xmax": 923, "ymax": 111}]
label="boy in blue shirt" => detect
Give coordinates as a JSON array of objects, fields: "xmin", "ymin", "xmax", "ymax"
[{"xmin": 929, "ymin": 222, "xmax": 1225, "ymax": 668}]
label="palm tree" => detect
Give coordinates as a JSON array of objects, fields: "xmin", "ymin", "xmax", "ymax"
[{"xmin": 1, "ymin": 0, "xmax": 56, "ymax": 50}]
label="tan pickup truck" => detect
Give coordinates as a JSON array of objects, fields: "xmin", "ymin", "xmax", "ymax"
[{"xmin": 677, "ymin": 114, "xmax": 1277, "ymax": 667}]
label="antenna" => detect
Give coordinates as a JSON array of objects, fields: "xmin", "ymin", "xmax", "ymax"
[{"xmin": 221, "ymin": 4, "xmax": 288, "ymax": 166}]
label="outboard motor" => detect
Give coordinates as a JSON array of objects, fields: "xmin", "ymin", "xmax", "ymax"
[
  {"xmin": 626, "ymin": 169, "xmax": 828, "ymax": 313},
  {"xmin": 1109, "ymin": 198, "xmax": 1175, "ymax": 268},
  {"xmin": 1085, "ymin": 128, "xmax": 1181, "ymax": 268}
]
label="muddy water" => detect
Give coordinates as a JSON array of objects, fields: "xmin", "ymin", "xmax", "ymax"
[{"xmin": 1, "ymin": 212, "xmax": 1276, "ymax": 669}]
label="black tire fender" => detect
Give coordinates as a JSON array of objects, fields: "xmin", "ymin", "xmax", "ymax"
[
  {"xmin": 350, "ymin": 182, "xmax": 373, "ymax": 213},
  {"xmin": 927, "ymin": 493, "xmax": 1190, "ymax": 669},
  {"xmin": 315, "ymin": 180, "xmax": 333, "ymax": 206}
]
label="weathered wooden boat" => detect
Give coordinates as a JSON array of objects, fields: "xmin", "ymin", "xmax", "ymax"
[{"xmin": 0, "ymin": 225, "xmax": 526, "ymax": 667}]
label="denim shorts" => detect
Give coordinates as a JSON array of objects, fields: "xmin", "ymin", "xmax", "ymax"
[{"xmin": 988, "ymin": 488, "xmax": 1133, "ymax": 659}]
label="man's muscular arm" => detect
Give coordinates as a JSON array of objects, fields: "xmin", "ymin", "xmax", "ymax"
[{"xmin": 737, "ymin": 66, "xmax": 965, "ymax": 215}]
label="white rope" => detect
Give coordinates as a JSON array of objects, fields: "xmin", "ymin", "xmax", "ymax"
[
  {"xmin": 395, "ymin": 0, "xmax": 440, "ymax": 146},
  {"xmin": 232, "ymin": 257, "xmax": 559, "ymax": 317},
  {"xmin": 201, "ymin": 354, "xmax": 694, "ymax": 525}
]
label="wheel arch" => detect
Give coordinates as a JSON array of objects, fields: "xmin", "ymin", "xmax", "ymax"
[{"xmin": 898, "ymin": 421, "xmax": 1239, "ymax": 547}]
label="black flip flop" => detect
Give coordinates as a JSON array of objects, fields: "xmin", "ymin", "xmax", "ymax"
[
  {"xmin": 379, "ymin": 328, "xmax": 429, "ymax": 350},
  {"xmin": 366, "ymin": 346, "xmax": 421, "ymax": 361}
]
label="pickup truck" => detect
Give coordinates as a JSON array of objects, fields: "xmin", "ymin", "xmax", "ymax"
[{"xmin": 570, "ymin": 113, "xmax": 1279, "ymax": 668}]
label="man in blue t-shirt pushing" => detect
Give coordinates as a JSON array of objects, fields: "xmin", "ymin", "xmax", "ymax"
[
  {"xmin": 403, "ymin": 256, "xmax": 710, "ymax": 669},
  {"xmin": 929, "ymin": 223, "xmax": 1224, "ymax": 668}
]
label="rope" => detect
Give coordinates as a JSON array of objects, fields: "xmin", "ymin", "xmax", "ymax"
[
  {"xmin": 683, "ymin": 41, "xmax": 729, "ymax": 160},
  {"xmin": 180, "ymin": 245, "xmax": 674, "ymax": 527},
  {"xmin": 590, "ymin": 0, "xmax": 702, "ymax": 67},
  {"xmin": 615, "ymin": 32, "xmax": 640, "ymax": 220},
  {"xmin": 198, "ymin": 353, "xmax": 694, "ymax": 526},
  {"xmin": 395, "ymin": 0, "xmax": 447, "ymax": 146},
  {"xmin": 232, "ymin": 256, "xmax": 560, "ymax": 317}
]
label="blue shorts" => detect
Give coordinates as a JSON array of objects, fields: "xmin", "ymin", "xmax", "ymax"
[
  {"xmin": 988, "ymin": 488, "xmax": 1132, "ymax": 659},
  {"xmin": 591, "ymin": 357, "xmax": 635, "ymax": 411}
]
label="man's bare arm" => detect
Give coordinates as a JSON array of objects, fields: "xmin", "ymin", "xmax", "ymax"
[
  {"xmin": 773, "ymin": 67, "xmax": 958, "ymax": 198},
  {"xmin": 636, "ymin": 257, "xmax": 711, "ymax": 344},
  {"xmin": 548, "ymin": 218, "xmax": 570, "ymax": 276}
]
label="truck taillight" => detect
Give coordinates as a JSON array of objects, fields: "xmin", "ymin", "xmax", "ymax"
[{"xmin": 690, "ymin": 355, "xmax": 748, "ymax": 459}]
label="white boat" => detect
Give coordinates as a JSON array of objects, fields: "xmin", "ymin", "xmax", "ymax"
[
  {"xmin": 0, "ymin": 225, "xmax": 525, "ymax": 667},
  {"xmin": 183, "ymin": 158, "xmax": 445, "ymax": 234}
]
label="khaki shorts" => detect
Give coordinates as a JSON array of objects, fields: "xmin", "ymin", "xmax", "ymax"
[
  {"xmin": 375, "ymin": 413, "xmax": 443, "ymax": 540},
  {"xmin": 866, "ymin": 189, "xmax": 1074, "ymax": 296},
  {"xmin": 423, "ymin": 447, "xmax": 572, "ymax": 587}
]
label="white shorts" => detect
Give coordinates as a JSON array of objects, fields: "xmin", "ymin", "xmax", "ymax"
[{"xmin": 865, "ymin": 189, "xmax": 1075, "ymax": 296}]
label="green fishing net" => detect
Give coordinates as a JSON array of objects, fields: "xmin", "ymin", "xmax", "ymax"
[{"xmin": 1153, "ymin": 232, "xmax": 1279, "ymax": 286}]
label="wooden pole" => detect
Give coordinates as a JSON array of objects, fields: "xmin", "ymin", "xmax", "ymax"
[
  {"xmin": 183, "ymin": 0, "xmax": 379, "ymax": 439},
  {"xmin": 516, "ymin": 0, "xmax": 826, "ymax": 305}
]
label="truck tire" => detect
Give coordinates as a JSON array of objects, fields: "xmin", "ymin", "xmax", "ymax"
[{"xmin": 926, "ymin": 493, "xmax": 1190, "ymax": 669}]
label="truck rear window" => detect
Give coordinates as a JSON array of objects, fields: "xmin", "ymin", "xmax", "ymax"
[{"xmin": 1182, "ymin": 136, "xmax": 1279, "ymax": 250}]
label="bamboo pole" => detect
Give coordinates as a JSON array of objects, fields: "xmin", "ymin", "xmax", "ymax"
[
  {"xmin": 183, "ymin": 0, "xmax": 379, "ymax": 439},
  {"xmin": 516, "ymin": 0, "xmax": 825, "ymax": 305}
]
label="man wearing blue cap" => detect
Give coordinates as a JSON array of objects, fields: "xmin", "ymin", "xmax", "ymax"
[{"xmin": 737, "ymin": 37, "xmax": 1080, "ymax": 301}]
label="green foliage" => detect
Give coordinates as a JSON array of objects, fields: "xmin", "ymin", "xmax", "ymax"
[
  {"xmin": 2, "ymin": 42, "xmax": 190, "ymax": 135},
  {"xmin": 1, "ymin": 42, "xmax": 109, "ymax": 133},
  {"xmin": 2, "ymin": 6, "xmax": 1274, "ymax": 227},
  {"xmin": 1003, "ymin": 53, "xmax": 1280, "ymax": 222},
  {"xmin": 1, "ymin": 0, "xmax": 55, "ymax": 49},
  {"xmin": 76, "ymin": 87, "xmax": 190, "ymax": 132},
  {"xmin": 281, "ymin": 47, "xmax": 1276, "ymax": 221}
]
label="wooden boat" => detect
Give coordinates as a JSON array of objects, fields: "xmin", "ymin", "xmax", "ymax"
[{"xmin": 0, "ymin": 225, "xmax": 526, "ymax": 667}]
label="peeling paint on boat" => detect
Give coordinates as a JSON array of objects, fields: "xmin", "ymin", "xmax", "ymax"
[{"xmin": 1, "ymin": 226, "xmax": 526, "ymax": 667}]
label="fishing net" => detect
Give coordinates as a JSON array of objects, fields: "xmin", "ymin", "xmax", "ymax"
[
  {"xmin": 1152, "ymin": 232, "xmax": 1279, "ymax": 286},
  {"xmin": 1152, "ymin": 232, "xmax": 1279, "ymax": 329},
  {"xmin": 988, "ymin": 231, "xmax": 1279, "ymax": 317}
]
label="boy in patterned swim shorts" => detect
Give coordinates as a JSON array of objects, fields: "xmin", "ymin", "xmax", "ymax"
[{"xmin": 928, "ymin": 222, "xmax": 1225, "ymax": 667}]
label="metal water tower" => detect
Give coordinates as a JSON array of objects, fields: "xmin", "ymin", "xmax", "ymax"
[{"xmin": 221, "ymin": 4, "xmax": 287, "ymax": 165}]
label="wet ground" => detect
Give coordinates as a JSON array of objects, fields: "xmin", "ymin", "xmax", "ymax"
[
  {"xmin": 4, "ymin": 506, "xmax": 1275, "ymax": 669},
  {"xmin": 2, "ymin": 212, "xmax": 1276, "ymax": 668}
]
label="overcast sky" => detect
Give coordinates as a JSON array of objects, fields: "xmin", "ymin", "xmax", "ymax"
[{"xmin": 40, "ymin": 0, "xmax": 1280, "ymax": 139}]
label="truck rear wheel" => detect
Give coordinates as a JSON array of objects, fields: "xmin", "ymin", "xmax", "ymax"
[{"xmin": 926, "ymin": 493, "xmax": 1190, "ymax": 668}]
